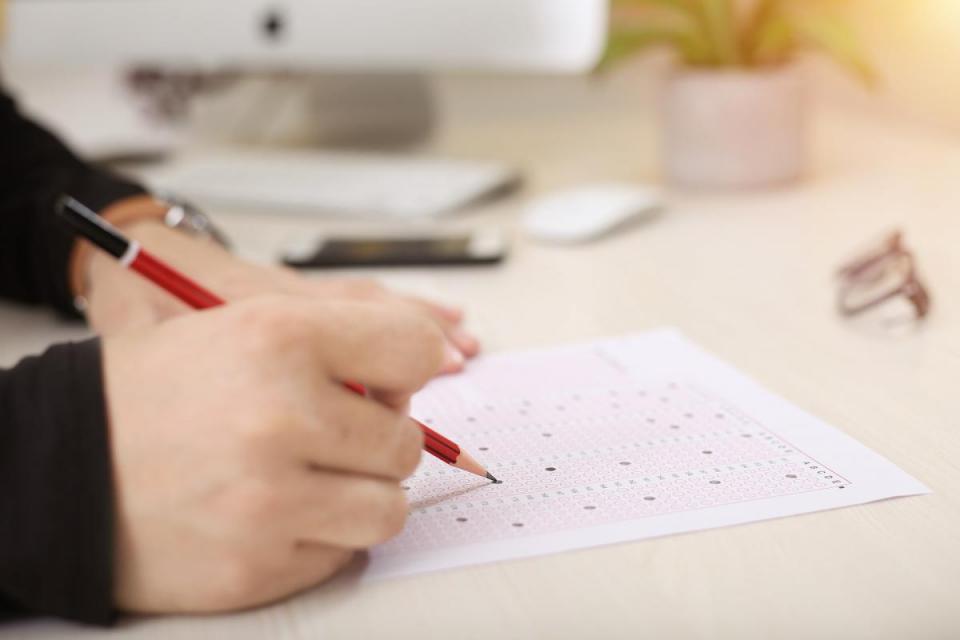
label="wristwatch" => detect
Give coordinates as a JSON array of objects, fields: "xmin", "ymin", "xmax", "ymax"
[
  {"xmin": 156, "ymin": 194, "xmax": 231, "ymax": 249},
  {"xmin": 70, "ymin": 193, "xmax": 230, "ymax": 314}
]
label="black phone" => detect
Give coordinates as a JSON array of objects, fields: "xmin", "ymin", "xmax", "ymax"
[{"xmin": 281, "ymin": 230, "xmax": 508, "ymax": 269}]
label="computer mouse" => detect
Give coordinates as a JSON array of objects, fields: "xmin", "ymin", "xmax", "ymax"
[{"xmin": 522, "ymin": 183, "xmax": 662, "ymax": 244}]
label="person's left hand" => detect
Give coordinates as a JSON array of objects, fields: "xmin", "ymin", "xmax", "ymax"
[{"xmin": 82, "ymin": 220, "xmax": 480, "ymax": 373}]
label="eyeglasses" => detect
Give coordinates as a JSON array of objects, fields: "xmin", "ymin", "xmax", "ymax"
[{"xmin": 836, "ymin": 231, "xmax": 931, "ymax": 321}]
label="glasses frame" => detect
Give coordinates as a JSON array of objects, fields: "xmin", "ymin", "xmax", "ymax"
[{"xmin": 836, "ymin": 231, "xmax": 931, "ymax": 320}]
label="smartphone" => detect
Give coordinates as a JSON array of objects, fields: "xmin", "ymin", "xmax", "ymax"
[{"xmin": 281, "ymin": 230, "xmax": 508, "ymax": 269}]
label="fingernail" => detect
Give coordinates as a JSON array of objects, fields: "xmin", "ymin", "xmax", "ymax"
[
  {"xmin": 443, "ymin": 342, "xmax": 466, "ymax": 369},
  {"xmin": 443, "ymin": 306, "xmax": 465, "ymax": 322},
  {"xmin": 451, "ymin": 328, "xmax": 479, "ymax": 354}
]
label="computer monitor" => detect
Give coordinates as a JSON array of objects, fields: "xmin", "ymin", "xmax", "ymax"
[{"xmin": 4, "ymin": 0, "xmax": 608, "ymax": 73}]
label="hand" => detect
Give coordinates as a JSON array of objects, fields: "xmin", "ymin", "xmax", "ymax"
[
  {"xmin": 104, "ymin": 296, "xmax": 445, "ymax": 613},
  {"xmin": 84, "ymin": 220, "xmax": 479, "ymax": 372}
]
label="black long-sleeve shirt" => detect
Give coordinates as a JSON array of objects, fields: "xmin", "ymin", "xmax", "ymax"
[{"xmin": 1, "ymin": 86, "xmax": 144, "ymax": 625}]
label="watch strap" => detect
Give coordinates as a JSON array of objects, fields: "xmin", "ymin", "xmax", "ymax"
[{"xmin": 68, "ymin": 195, "xmax": 170, "ymax": 300}]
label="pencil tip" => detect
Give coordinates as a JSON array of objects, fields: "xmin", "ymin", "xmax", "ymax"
[{"xmin": 486, "ymin": 472, "xmax": 501, "ymax": 484}]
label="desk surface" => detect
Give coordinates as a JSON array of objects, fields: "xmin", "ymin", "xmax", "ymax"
[{"xmin": 3, "ymin": 77, "xmax": 960, "ymax": 639}]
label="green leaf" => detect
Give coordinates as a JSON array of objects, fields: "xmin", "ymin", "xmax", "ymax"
[
  {"xmin": 612, "ymin": 0, "xmax": 696, "ymax": 15},
  {"xmin": 746, "ymin": 0, "xmax": 781, "ymax": 28},
  {"xmin": 604, "ymin": 0, "xmax": 878, "ymax": 80},
  {"xmin": 794, "ymin": 15, "xmax": 878, "ymax": 88},
  {"xmin": 742, "ymin": 0, "xmax": 782, "ymax": 64},
  {"xmin": 696, "ymin": 0, "xmax": 742, "ymax": 66},
  {"xmin": 596, "ymin": 25, "xmax": 709, "ymax": 71},
  {"xmin": 606, "ymin": 0, "xmax": 713, "ymax": 65},
  {"xmin": 750, "ymin": 14, "xmax": 794, "ymax": 66}
]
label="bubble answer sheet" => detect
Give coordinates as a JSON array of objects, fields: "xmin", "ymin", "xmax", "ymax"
[{"xmin": 368, "ymin": 329, "xmax": 929, "ymax": 580}]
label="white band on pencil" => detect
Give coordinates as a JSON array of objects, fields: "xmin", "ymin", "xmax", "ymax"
[{"xmin": 119, "ymin": 240, "xmax": 142, "ymax": 268}]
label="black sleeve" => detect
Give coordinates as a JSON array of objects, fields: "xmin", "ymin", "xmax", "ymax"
[
  {"xmin": 0, "ymin": 85, "xmax": 145, "ymax": 314},
  {"xmin": 0, "ymin": 339, "xmax": 115, "ymax": 625},
  {"xmin": 0, "ymin": 86, "xmax": 143, "ymax": 624}
]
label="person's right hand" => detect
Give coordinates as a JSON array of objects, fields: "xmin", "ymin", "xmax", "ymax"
[{"xmin": 102, "ymin": 296, "xmax": 446, "ymax": 614}]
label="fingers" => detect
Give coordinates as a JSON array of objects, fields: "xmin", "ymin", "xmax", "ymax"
[
  {"xmin": 301, "ymin": 275, "xmax": 478, "ymax": 358},
  {"xmin": 234, "ymin": 297, "xmax": 446, "ymax": 395},
  {"xmin": 448, "ymin": 325, "xmax": 480, "ymax": 358},
  {"xmin": 260, "ymin": 544, "xmax": 354, "ymax": 605},
  {"xmin": 281, "ymin": 274, "xmax": 480, "ymax": 368},
  {"xmin": 288, "ymin": 470, "xmax": 410, "ymax": 549},
  {"xmin": 296, "ymin": 388, "xmax": 424, "ymax": 480},
  {"xmin": 305, "ymin": 300, "xmax": 447, "ymax": 394},
  {"xmin": 401, "ymin": 296, "xmax": 480, "ymax": 372},
  {"xmin": 405, "ymin": 298, "xmax": 479, "ymax": 357},
  {"xmin": 200, "ymin": 544, "xmax": 354, "ymax": 612},
  {"xmin": 409, "ymin": 296, "xmax": 464, "ymax": 324},
  {"xmin": 440, "ymin": 342, "xmax": 467, "ymax": 374}
]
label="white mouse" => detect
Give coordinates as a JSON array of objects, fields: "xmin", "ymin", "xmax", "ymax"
[{"xmin": 522, "ymin": 183, "xmax": 662, "ymax": 244}]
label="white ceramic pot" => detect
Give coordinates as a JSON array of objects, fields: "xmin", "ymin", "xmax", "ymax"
[{"xmin": 662, "ymin": 65, "xmax": 806, "ymax": 189}]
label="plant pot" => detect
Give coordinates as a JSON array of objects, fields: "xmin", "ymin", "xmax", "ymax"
[{"xmin": 662, "ymin": 65, "xmax": 806, "ymax": 189}]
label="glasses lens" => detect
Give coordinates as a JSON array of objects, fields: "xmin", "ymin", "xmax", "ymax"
[
  {"xmin": 837, "ymin": 231, "xmax": 902, "ymax": 281},
  {"xmin": 840, "ymin": 252, "xmax": 913, "ymax": 313}
]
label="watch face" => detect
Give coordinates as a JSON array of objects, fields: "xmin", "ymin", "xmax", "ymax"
[
  {"xmin": 163, "ymin": 205, "xmax": 187, "ymax": 228},
  {"xmin": 162, "ymin": 200, "xmax": 230, "ymax": 248}
]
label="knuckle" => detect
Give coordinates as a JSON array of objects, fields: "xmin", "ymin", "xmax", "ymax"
[
  {"xmin": 351, "ymin": 279, "xmax": 385, "ymax": 298},
  {"xmin": 233, "ymin": 299, "xmax": 307, "ymax": 355},
  {"xmin": 378, "ymin": 489, "xmax": 409, "ymax": 541},
  {"xmin": 332, "ymin": 548, "xmax": 356, "ymax": 572},
  {"xmin": 395, "ymin": 313, "xmax": 446, "ymax": 382},
  {"xmin": 365, "ymin": 486, "xmax": 408, "ymax": 544},
  {"xmin": 310, "ymin": 548, "xmax": 355, "ymax": 583},
  {"xmin": 325, "ymin": 417, "xmax": 353, "ymax": 448},
  {"xmin": 236, "ymin": 405, "xmax": 291, "ymax": 455},
  {"xmin": 210, "ymin": 554, "xmax": 262, "ymax": 608},
  {"xmin": 222, "ymin": 479, "xmax": 281, "ymax": 526},
  {"xmin": 393, "ymin": 421, "xmax": 424, "ymax": 478}
]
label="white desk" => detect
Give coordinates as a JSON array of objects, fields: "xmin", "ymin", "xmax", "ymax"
[{"xmin": 3, "ymin": 79, "xmax": 960, "ymax": 639}]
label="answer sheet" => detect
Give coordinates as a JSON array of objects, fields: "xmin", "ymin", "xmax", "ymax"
[{"xmin": 368, "ymin": 330, "xmax": 928, "ymax": 580}]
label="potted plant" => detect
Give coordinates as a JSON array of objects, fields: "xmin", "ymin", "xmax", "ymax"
[{"xmin": 601, "ymin": 0, "xmax": 876, "ymax": 189}]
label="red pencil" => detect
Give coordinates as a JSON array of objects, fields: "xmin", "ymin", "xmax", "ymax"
[{"xmin": 58, "ymin": 195, "xmax": 497, "ymax": 483}]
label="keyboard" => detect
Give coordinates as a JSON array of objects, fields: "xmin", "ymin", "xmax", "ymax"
[{"xmin": 146, "ymin": 150, "xmax": 521, "ymax": 219}]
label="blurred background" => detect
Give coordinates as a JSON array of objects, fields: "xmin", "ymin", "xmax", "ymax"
[
  {"xmin": 2, "ymin": 0, "xmax": 955, "ymax": 328},
  {"xmin": 4, "ymin": 0, "xmax": 960, "ymax": 154},
  {"xmin": 0, "ymin": 0, "xmax": 957, "ymax": 307},
  {"xmin": 820, "ymin": 0, "xmax": 960, "ymax": 131}
]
